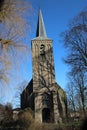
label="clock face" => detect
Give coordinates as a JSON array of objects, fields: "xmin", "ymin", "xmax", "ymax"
[{"xmin": 40, "ymin": 44, "xmax": 45, "ymax": 55}]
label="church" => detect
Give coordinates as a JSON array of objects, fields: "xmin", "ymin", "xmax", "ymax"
[{"xmin": 21, "ymin": 10, "xmax": 67, "ymax": 123}]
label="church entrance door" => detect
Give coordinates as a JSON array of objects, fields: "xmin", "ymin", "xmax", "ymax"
[{"xmin": 42, "ymin": 108, "xmax": 50, "ymax": 123}]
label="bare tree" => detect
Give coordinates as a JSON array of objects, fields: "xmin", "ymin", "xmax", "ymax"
[
  {"xmin": 61, "ymin": 9, "xmax": 87, "ymax": 75},
  {"xmin": 0, "ymin": 0, "xmax": 33, "ymax": 89},
  {"xmin": 0, "ymin": 0, "xmax": 33, "ymax": 63},
  {"xmin": 66, "ymin": 71, "xmax": 87, "ymax": 118},
  {"xmin": 61, "ymin": 7, "xmax": 87, "ymax": 118},
  {"xmin": 73, "ymin": 71, "xmax": 87, "ymax": 116},
  {"xmin": 13, "ymin": 80, "xmax": 27, "ymax": 107},
  {"xmin": 66, "ymin": 81, "xmax": 76, "ymax": 112},
  {"xmin": 0, "ymin": 0, "xmax": 32, "ymax": 35}
]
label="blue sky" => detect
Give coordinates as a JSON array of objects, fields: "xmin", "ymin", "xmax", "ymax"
[{"xmin": 1, "ymin": 0, "xmax": 87, "ymax": 107}]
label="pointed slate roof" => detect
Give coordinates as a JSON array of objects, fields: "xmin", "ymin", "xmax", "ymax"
[{"xmin": 36, "ymin": 9, "xmax": 47, "ymax": 38}]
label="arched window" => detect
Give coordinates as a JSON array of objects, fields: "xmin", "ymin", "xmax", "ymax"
[
  {"xmin": 40, "ymin": 44, "xmax": 45, "ymax": 55},
  {"xmin": 42, "ymin": 93, "xmax": 50, "ymax": 107}
]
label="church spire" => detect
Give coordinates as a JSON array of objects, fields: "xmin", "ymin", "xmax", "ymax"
[{"xmin": 36, "ymin": 9, "xmax": 47, "ymax": 38}]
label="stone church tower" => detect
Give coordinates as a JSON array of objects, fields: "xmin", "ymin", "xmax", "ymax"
[{"xmin": 21, "ymin": 10, "xmax": 67, "ymax": 123}]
